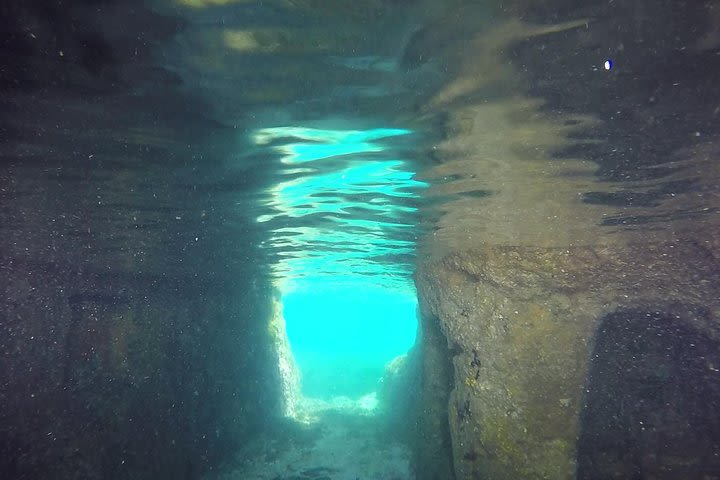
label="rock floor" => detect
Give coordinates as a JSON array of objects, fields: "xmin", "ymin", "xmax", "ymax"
[{"xmin": 213, "ymin": 398, "xmax": 414, "ymax": 480}]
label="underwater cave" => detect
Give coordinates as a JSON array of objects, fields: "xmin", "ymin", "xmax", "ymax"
[
  {"xmin": 2, "ymin": 1, "xmax": 720, "ymax": 480},
  {"xmin": 253, "ymin": 125, "xmax": 424, "ymax": 423}
]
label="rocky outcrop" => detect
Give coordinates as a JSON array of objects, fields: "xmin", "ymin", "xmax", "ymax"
[
  {"xmin": 416, "ymin": 238, "xmax": 720, "ymax": 479},
  {"xmin": 413, "ymin": 311, "xmax": 456, "ymax": 480},
  {"xmin": 410, "ymin": 1, "xmax": 720, "ymax": 478}
]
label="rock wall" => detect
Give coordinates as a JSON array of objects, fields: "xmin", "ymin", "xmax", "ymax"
[
  {"xmin": 0, "ymin": 2, "xmax": 281, "ymax": 478},
  {"xmin": 413, "ymin": 311, "xmax": 456, "ymax": 480},
  {"xmin": 416, "ymin": 238, "xmax": 720, "ymax": 479},
  {"xmin": 410, "ymin": 1, "xmax": 720, "ymax": 478},
  {"xmin": 0, "ymin": 264, "xmax": 278, "ymax": 479}
]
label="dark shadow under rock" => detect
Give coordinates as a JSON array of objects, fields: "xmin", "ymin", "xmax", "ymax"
[{"xmin": 578, "ymin": 307, "xmax": 720, "ymax": 479}]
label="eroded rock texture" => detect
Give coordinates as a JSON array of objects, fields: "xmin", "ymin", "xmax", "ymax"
[
  {"xmin": 417, "ymin": 240, "xmax": 720, "ymax": 479},
  {"xmin": 411, "ymin": 0, "xmax": 720, "ymax": 478},
  {"xmin": 0, "ymin": 1, "xmax": 281, "ymax": 478}
]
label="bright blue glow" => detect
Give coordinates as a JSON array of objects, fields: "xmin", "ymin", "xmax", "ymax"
[
  {"xmin": 284, "ymin": 281, "xmax": 417, "ymax": 357},
  {"xmin": 283, "ymin": 279, "xmax": 418, "ymax": 399},
  {"xmin": 252, "ymin": 125, "xmax": 425, "ymax": 401}
]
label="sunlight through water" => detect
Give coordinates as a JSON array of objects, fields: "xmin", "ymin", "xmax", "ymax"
[{"xmin": 252, "ymin": 125, "xmax": 426, "ymax": 416}]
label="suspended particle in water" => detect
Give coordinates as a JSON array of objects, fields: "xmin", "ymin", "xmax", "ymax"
[{"xmin": 604, "ymin": 59, "xmax": 613, "ymax": 71}]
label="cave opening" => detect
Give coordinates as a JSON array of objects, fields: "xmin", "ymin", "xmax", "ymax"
[
  {"xmin": 279, "ymin": 277, "xmax": 418, "ymax": 418},
  {"xmin": 252, "ymin": 125, "xmax": 426, "ymax": 422}
]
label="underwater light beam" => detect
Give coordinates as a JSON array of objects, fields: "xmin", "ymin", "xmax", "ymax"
[{"xmin": 252, "ymin": 125, "xmax": 425, "ymax": 413}]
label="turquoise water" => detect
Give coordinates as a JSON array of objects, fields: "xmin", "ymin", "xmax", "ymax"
[
  {"xmin": 283, "ymin": 280, "xmax": 417, "ymax": 399},
  {"xmin": 253, "ymin": 126, "xmax": 425, "ymax": 399}
]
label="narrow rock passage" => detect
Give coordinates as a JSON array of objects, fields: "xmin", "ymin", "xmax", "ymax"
[
  {"xmin": 176, "ymin": 3, "xmax": 431, "ymax": 479},
  {"xmin": 221, "ymin": 124, "xmax": 424, "ymax": 480},
  {"xmin": 8, "ymin": 1, "xmax": 719, "ymax": 479}
]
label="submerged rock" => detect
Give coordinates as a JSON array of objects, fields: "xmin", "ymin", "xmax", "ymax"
[{"xmin": 411, "ymin": 2, "xmax": 720, "ymax": 478}]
